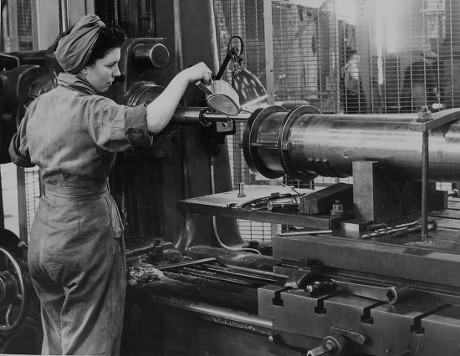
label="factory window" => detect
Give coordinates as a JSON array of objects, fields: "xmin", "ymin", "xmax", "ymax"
[{"xmin": 214, "ymin": 0, "xmax": 459, "ymax": 241}]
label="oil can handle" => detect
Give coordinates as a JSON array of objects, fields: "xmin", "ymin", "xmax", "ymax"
[{"xmin": 195, "ymin": 80, "xmax": 213, "ymax": 95}]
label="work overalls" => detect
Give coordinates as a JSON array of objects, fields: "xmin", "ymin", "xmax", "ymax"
[{"xmin": 9, "ymin": 72, "xmax": 151, "ymax": 355}]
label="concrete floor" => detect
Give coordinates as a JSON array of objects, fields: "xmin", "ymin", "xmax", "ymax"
[{"xmin": 1, "ymin": 163, "xmax": 19, "ymax": 236}]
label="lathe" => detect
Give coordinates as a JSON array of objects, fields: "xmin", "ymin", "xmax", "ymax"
[{"xmin": 1, "ymin": 1, "xmax": 460, "ymax": 355}]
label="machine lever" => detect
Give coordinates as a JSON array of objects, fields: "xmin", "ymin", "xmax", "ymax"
[
  {"xmin": 330, "ymin": 327, "xmax": 366, "ymax": 345},
  {"xmin": 284, "ymin": 268, "xmax": 320, "ymax": 288},
  {"xmin": 284, "ymin": 260, "xmax": 323, "ymax": 288},
  {"xmin": 307, "ymin": 333, "xmax": 348, "ymax": 356},
  {"xmin": 306, "ymin": 279, "xmax": 410, "ymax": 304},
  {"xmin": 309, "ymin": 280, "xmax": 410, "ymax": 304}
]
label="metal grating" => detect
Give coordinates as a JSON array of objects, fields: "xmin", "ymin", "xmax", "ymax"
[
  {"xmin": 11, "ymin": 0, "xmax": 37, "ymax": 241},
  {"xmin": 17, "ymin": 0, "xmax": 33, "ymax": 50},
  {"xmin": 213, "ymin": 0, "xmax": 458, "ymax": 241}
]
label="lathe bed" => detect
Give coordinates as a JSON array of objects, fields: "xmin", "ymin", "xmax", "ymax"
[{"xmin": 124, "ymin": 185, "xmax": 460, "ymax": 356}]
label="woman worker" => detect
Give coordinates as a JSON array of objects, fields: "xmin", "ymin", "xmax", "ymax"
[{"xmin": 9, "ymin": 14, "xmax": 213, "ymax": 355}]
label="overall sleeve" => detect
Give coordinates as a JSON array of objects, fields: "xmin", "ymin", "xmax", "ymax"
[
  {"xmin": 87, "ymin": 97, "xmax": 153, "ymax": 152},
  {"xmin": 9, "ymin": 109, "xmax": 35, "ymax": 168}
]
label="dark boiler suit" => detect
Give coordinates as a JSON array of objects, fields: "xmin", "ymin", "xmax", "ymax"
[{"xmin": 9, "ymin": 72, "xmax": 151, "ymax": 355}]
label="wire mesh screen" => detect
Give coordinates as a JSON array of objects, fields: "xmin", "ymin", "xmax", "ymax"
[
  {"xmin": 17, "ymin": 0, "xmax": 34, "ymax": 50},
  {"xmin": 213, "ymin": 0, "xmax": 458, "ymax": 241},
  {"xmin": 15, "ymin": 1, "xmax": 37, "ymax": 241},
  {"xmin": 214, "ymin": 0, "xmax": 460, "ymax": 120}
]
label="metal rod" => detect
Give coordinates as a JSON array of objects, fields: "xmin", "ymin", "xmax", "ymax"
[
  {"xmin": 263, "ymin": 0, "xmax": 275, "ymax": 104},
  {"xmin": 219, "ymin": 264, "xmax": 288, "ymax": 280},
  {"xmin": 181, "ymin": 267, "xmax": 260, "ymax": 287},
  {"xmin": 150, "ymin": 295, "xmax": 273, "ymax": 330},
  {"xmin": 58, "ymin": 0, "xmax": 69, "ymax": 33},
  {"xmin": 173, "ymin": 0, "xmax": 183, "ymax": 71},
  {"xmin": 157, "ymin": 257, "xmax": 216, "ymax": 270},
  {"xmin": 171, "ymin": 107, "xmax": 252, "ymax": 125},
  {"xmin": 421, "ymin": 130, "xmax": 429, "ymax": 240},
  {"xmin": 0, "ymin": 167, "xmax": 4, "ymax": 229},
  {"xmin": 279, "ymin": 230, "xmax": 333, "ymax": 236},
  {"xmin": 199, "ymin": 265, "xmax": 280, "ymax": 284}
]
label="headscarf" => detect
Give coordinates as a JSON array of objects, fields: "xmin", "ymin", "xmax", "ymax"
[{"xmin": 54, "ymin": 14, "xmax": 106, "ymax": 74}]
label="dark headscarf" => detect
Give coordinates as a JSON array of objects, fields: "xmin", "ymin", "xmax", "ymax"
[{"xmin": 54, "ymin": 14, "xmax": 106, "ymax": 74}]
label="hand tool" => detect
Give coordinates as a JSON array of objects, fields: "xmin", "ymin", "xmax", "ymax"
[
  {"xmin": 242, "ymin": 192, "xmax": 294, "ymax": 210},
  {"xmin": 361, "ymin": 219, "xmax": 436, "ymax": 239},
  {"xmin": 366, "ymin": 222, "xmax": 387, "ymax": 231},
  {"xmin": 393, "ymin": 221, "xmax": 437, "ymax": 237},
  {"xmin": 361, "ymin": 226, "xmax": 409, "ymax": 239}
]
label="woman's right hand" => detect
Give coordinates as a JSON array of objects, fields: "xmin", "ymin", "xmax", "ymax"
[
  {"xmin": 182, "ymin": 62, "xmax": 213, "ymax": 84},
  {"xmin": 145, "ymin": 62, "xmax": 214, "ymax": 134}
]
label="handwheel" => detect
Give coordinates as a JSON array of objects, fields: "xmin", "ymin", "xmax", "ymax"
[{"xmin": 0, "ymin": 247, "xmax": 28, "ymax": 332}]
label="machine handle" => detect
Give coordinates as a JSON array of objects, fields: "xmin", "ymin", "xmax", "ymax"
[
  {"xmin": 195, "ymin": 81, "xmax": 213, "ymax": 95},
  {"xmin": 214, "ymin": 35, "xmax": 244, "ymax": 80},
  {"xmin": 307, "ymin": 333, "xmax": 348, "ymax": 356}
]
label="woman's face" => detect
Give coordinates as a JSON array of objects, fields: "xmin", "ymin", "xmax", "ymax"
[{"xmin": 83, "ymin": 48, "xmax": 121, "ymax": 93}]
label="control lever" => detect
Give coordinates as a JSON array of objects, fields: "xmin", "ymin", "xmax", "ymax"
[
  {"xmin": 307, "ymin": 333, "xmax": 347, "ymax": 356},
  {"xmin": 307, "ymin": 328, "xmax": 366, "ymax": 356},
  {"xmin": 306, "ymin": 279, "xmax": 410, "ymax": 304},
  {"xmin": 284, "ymin": 259, "xmax": 323, "ymax": 289},
  {"xmin": 330, "ymin": 327, "xmax": 366, "ymax": 345}
]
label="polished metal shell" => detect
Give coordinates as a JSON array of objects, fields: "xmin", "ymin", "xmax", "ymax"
[{"xmin": 243, "ymin": 106, "xmax": 460, "ymax": 182}]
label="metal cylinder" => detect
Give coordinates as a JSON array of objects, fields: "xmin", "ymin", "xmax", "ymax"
[
  {"xmin": 133, "ymin": 43, "xmax": 170, "ymax": 69},
  {"xmin": 242, "ymin": 105, "xmax": 289, "ymax": 179},
  {"xmin": 242, "ymin": 105, "xmax": 460, "ymax": 182}
]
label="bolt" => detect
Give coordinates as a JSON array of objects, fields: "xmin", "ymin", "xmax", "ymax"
[
  {"xmin": 237, "ymin": 182, "xmax": 246, "ymax": 197},
  {"xmin": 268, "ymin": 332, "xmax": 279, "ymax": 343},
  {"xmin": 17, "ymin": 241, "xmax": 28, "ymax": 249},
  {"xmin": 324, "ymin": 340, "xmax": 335, "ymax": 351},
  {"xmin": 417, "ymin": 105, "xmax": 432, "ymax": 122}
]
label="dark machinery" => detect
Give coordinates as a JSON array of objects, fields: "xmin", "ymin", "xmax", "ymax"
[{"xmin": 2, "ymin": 1, "xmax": 460, "ymax": 356}]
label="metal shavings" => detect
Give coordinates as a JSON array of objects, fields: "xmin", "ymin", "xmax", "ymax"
[
  {"xmin": 127, "ymin": 264, "xmax": 165, "ymax": 286},
  {"xmin": 404, "ymin": 240, "xmax": 447, "ymax": 247}
]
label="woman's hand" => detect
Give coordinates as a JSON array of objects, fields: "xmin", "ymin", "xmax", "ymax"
[
  {"xmin": 146, "ymin": 62, "xmax": 213, "ymax": 134},
  {"xmin": 182, "ymin": 62, "xmax": 213, "ymax": 84}
]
